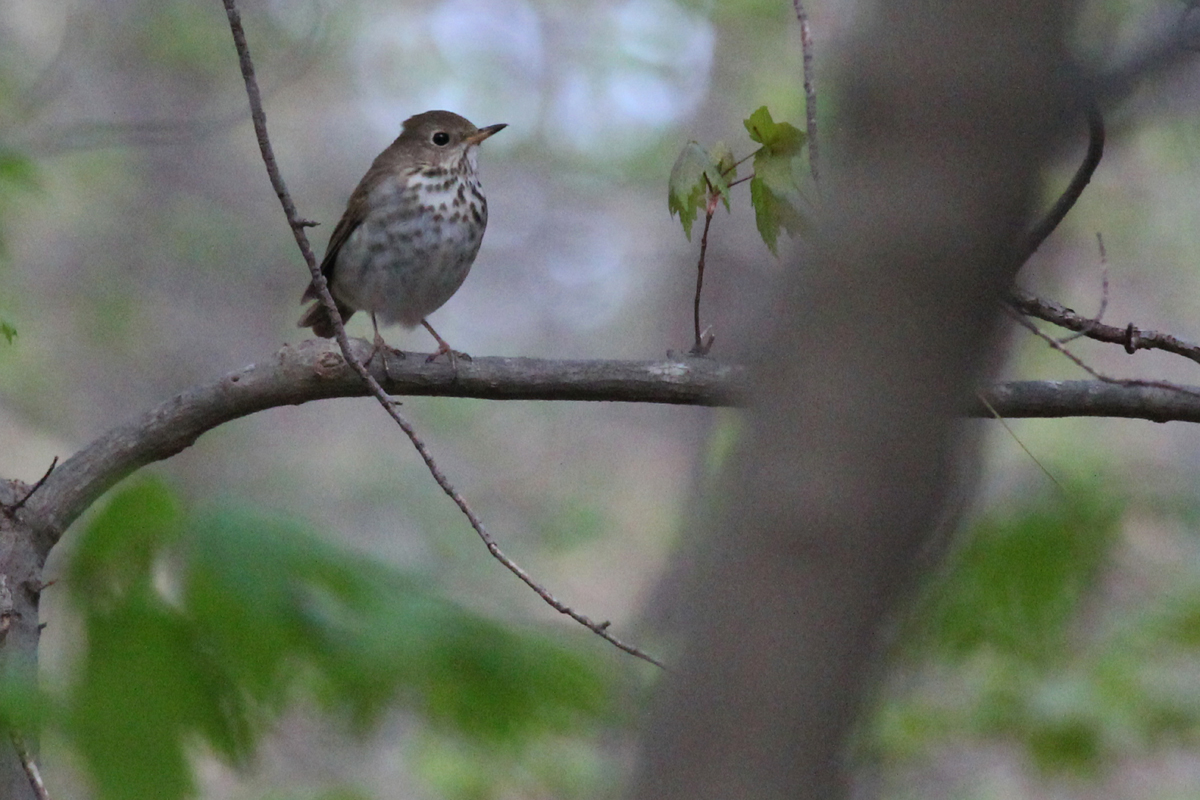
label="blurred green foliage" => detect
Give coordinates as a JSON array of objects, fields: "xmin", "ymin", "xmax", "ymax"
[
  {"xmin": 0, "ymin": 147, "xmax": 37, "ymax": 342},
  {"xmin": 869, "ymin": 483, "xmax": 1200, "ymax": 779},
  {"xmin": 252, "ymin": 791, "xmax": 372, "ymax": 800},
  {"xmin": 0, "ymin": 149, "xmax": 37, "ymax": 195},
  {"xmin": 30, "ymin": 478, "xmax": 615, "ymax": 800},
  {"xmin": 413, "ymin": 730, "xmax": 607, "ymax": 800},
  {"xmin": 907, "ymin": 487, "xmax": 1118, "ymax": 665},
  {"xmin": 134, "ymin": 0, "xmax": 237, "ymax": 86}
]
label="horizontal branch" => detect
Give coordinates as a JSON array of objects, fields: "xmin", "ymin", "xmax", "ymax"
[
  {"xmin": 20, "ymin": 340, "xmax": 744, "ymax": 551},
  {"xmin": 18, "ymin": 338, "xmax": 1200, "ymax": 553},
  {"xmin": 978, "ymin": 379, "xmax": 1200, "ymax": 422}
]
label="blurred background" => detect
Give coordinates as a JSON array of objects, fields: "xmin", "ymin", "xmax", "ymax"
[{"xmin": 3, "ymin": 1, "xmax": 1200, "ymax": 799}]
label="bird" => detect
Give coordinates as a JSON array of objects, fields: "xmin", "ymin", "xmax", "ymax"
[{"xmin": 298, "ymin": 110, "xmax": 506, "ymax": 362}]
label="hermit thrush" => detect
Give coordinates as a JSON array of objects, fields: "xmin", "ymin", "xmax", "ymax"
[{"xmin": 298, "ymin": 110, "xmax": 506, "ymax": 361}]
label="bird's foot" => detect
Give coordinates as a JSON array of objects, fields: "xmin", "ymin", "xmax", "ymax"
[
  {"xmin": 366, "ymin": 333, "xmax": 406, "ymax": 381},
  {"xmin": 426, "ymin": 345, "xmax": 472, "ymax": 368}
]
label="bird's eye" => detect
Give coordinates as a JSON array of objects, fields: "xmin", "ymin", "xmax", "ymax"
[{"xmin": 432, "ymin": 131, "xmax": 450, "ymax": 146}]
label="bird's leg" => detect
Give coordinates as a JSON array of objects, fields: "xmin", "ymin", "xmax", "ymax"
[
  {"xmin": 365, "ymin": 312, "xmax": 404, "ymax": 381},
  {"xmin": 422, "ymin": 319, "xmax": 471, "ymax": 366}
]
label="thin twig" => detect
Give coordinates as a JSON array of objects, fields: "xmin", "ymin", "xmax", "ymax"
[
  {"xmin": 1058, "ymin": 232, "xmax": 1109, "ymax": 345},
  {"xmin": 1007, "ymin": 306, "xmax": 1200, "ymax": 401},
  {"xmin": 1003, "ymin": 104, "xmax": 1200, "ymax": 368},
  {"xmin": 10, "ymin": 730, "xmax": 52, "ymax": 800},
  {"xmin": 2, "ymin": 458, "xmax": 57, "ymax": 518},
  {"xmin": 792, "ymin": 0, "xmax": 819, "ymax": 184},
  {"xmin": 688, "ymin": 155, "xmax": 754, "ymax": 353},
  {"xmin": 220, "ymin": 0, "xmax": 663, "ymax": 669},
  {"xmin": 1010, "ymin": 288, "xmax": 1200, "ymax": 367}
]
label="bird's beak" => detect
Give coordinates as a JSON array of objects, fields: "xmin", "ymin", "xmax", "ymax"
[{"xmin": 466, "ymin": 123, "xmax": 507, "ymax": 145}]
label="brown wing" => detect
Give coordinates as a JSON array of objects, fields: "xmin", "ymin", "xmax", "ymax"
[
  {"xmin": 298, "ymin": 199, "xmax": 364, "ymax": 336},
  {"xmin": 301, "ymin": 184, "xmax": 371, "ymax": 304},
  {"xmin": 298, "ymin": 142, "xmax": 409, "ymax": 336},
  {"xmin": 297, "ymin": 170, "xmax": 378, "ymax": 335}
]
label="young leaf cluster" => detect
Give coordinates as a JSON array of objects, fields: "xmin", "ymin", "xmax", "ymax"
[{"xmin": 668, "ymin": 106, "xmax": 808, "ymax": 255}]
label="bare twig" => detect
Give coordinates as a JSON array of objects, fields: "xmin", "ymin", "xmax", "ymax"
[
  {"xmin": 1007, "ymin": 306, "xmax": 1200, "ymax": 400},
  {"xmin": 792, "ymin": 0, "xmax": 819, "ymax": 184},
  {"xmin": 1058, "ymin": 232, "xmax": 1109, "ymax": 345},
  {"xmin": 2, "ymin": 458, "xmax": 57, "ymax": 518},
  {"xmin": 976, "ymin": 380, "xmax": 1200, "ymax": 423},
  {"xmin": 219, "ymin": 0, "xmax": 663, "ymax": 668},
  {"xmin": 1004, "ymin": 104, "xmax": 1200, "ymax": 369},
  {"xmin": 10, "ymin": 730, "xmax": 51, "ymax": 800},
  {"xmin": 22, "ymin": 351, "xmax": 746, "ymax": 548},
  {"xmin": 1009, "ymin": 288, "xmax": 1200, "ymax": 367}
]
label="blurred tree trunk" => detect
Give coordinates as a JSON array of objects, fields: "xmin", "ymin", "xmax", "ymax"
[{"xmin": 631, "ymin": 3, "xmax": 1081, "ymax": 799}]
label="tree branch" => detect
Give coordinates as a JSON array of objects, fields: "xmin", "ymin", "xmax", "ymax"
[
  {"xmin": 20, "ymin": 342, "xmax": 744, "ymax": 551},
  {"xmin": 21, "ymin": 339, "xmax": 1200, "ymax": 556},
  {"xmin": 1009, "ymin": 287, "xmax": 1200, "ymax": 366},
  {"xmin": 977, "ymin": 380, "xmax": 1200, "ymax": 422}
]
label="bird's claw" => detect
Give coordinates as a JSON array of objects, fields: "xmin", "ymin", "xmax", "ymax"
[
  {"xmin": 366, "ymin": 334, "xmax": 406, "ymax": 382},
  {"xmin": 426, "ymin": 347, "xmax": 471, "ymax": 368}
]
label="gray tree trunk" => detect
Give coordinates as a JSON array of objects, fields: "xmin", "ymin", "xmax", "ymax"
[
  {"xmin": 0, "ymin": 481, "xmax": 46, "ymax": 800},
  {"xmin": 630, "ymin": 3, "xmax": 1081, "ymax": 799}
]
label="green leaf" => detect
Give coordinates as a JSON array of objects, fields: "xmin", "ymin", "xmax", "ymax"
[
  {"xmin": 183, "ymin": 508, "xmax": 611, "ymax": 740},
  {"xmin": 62, "ymin": 491, "xmax": 613, "ymax": 800},
  {"xmin": 906, "ymin": 488, "xmax": 1121, "ymax": 665},
  {"xmin": 749, "ymin": 176, "xmax": 806, "ymax": 256},
  {"xmin": 70, "ymin": 598, "xmax": 253, "ymax": 800},
  {"xmin": 743, "ymin": 106, "xmax": 806, "ymax": 157},
  {"xmin": 668, "ymin": 141, "xmax": 730, "ymax": 239},
  {"xmin": 709, "ymin": 140, "xmax": 737, "ymax": 205},
  {"xmin": 69, "ymin": 478, "xmax": 184, "ymax": 608},
  {"xmin": 0, "ymin": 320, "xmax": 15, "ymax": 344},
  {"xmin": 744, "ymin": 107, "xmax": 808, "ymax": 254},
  {"xmin": 0, "ymin": 149, "xmax": 38, "ymax": 262},
  {"xmin": 0, "ymin": 674, "xmax": 53, "ymax": 734}
]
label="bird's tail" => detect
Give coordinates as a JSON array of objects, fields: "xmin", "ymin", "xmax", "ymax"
[{"xmin": 297, "ymin": 295, "xmax": 355, "ymax": 339}]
